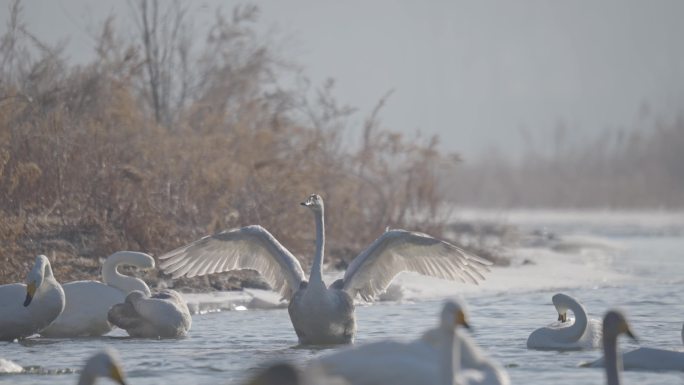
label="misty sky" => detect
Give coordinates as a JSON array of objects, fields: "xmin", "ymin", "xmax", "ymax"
[{"xmin": 5, "ymin": 0, "xmax": 684, "ymax": 159}]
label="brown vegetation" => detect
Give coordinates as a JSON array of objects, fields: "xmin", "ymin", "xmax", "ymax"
[{"xmin": 0, "ymin": 1, "xmax": 461, "ymax": 286}]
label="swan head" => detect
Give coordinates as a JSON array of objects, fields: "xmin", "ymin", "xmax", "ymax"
[
  {"xmin": 551, "ymin": 293, "xmax": 576, "ymax": 323},
  {"xmin": 441, "ymin": 299, "xmax": 470, "ymax": 330},
  {"xmin": 24, "ymin": 255, "xmax": 49, "ymax": 307},
  {"xmin": 300, "ymin": 194, "xmax": 324, "ymax": 212},
  {"xmin": 245, "ymin": 363, "xmax": 300, "ymax": 385},
  {"xmin": 80, "ymin": 349, "xmax": 127, "ymax": 385},
  {"xmin": 603, "ymin": 310, "xmax": 637, "ymax": 342}
]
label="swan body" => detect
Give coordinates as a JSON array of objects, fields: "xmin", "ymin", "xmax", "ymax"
[
  {"xmin": 0, "ymin": 359, "xmax": 23, "ymax": 374},
  {"xmin": 527, "ymin": 293, "xmax": 601, "ymax": 350},
  {"xmin": 590, "ymin": 323, "xmax": 684, "ymax": 372},
  {"xmin": 107, "ymin": 289, "xmax": 191, "ymax": 338},
  {"xmin": 307, "ymin": 300, "xmax": 469, "ymax": 385},
  {"xmin": 423, "ymin": 326, "xmax": 510, "ymax": 385},
  {"xmin": 78, "ymin": 349, "xmax": 127, "ymax": 385},
  {"xmin": 41, "ymin": 251, "xmax": 154, "ymax": 337},
  {"xmin": 160, "ymin": 194, "xmax": 490, "ymax": 345},
  {"xmin": 0, "ymin": 255, "xmax": 65, "ymax": 341}
]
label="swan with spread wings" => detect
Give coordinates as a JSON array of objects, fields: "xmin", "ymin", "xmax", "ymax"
[{"xmin": 159, "ymin": 194, "xmax": 491, "ymax": 345}]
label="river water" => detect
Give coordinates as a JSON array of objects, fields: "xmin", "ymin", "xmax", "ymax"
[{"xmin": 1, "ymin": 211, "xmax": 683, "ymax": 384}]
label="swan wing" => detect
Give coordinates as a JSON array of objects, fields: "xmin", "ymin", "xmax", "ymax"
[
  {"xmin": 159, "ymin": 225, "xmax": 306, "ymax": 298},
  {"xmin": 342, "ymin": 230, "xmax": 491, "ymax": 301}
]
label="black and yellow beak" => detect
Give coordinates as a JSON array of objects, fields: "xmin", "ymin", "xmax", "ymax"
[
  {"xmin": 24, "ymin": 282, "xmax": 36, "ymax": 307},
  {"xmin": 110, "ymin": 363, "xmax": 127, "ymax": 385},
  {"xmin": 624, "ymin": 323, "xmax": 638, "ymax": 342},
  {"xmin": 558, "ymin": 312, "xmax": 567, "ymax": 322},
  {"xmin": 456, "ymin": 310, "xmax": 471, "ymax": 329}
]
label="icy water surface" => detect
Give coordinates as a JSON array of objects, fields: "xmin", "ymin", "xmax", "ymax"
[{"xmin": 2, "ymin": 214, "xmax": 684, "ymax": 385}]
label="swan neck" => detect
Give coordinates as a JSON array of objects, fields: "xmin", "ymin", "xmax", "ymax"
[
  {"xmin": 442, "ymin": 326, "xmax": 458, "ymax": 385},
  {"xmin": 604, "ymin": 334, "xmax": 621, "ymax": 385},
  {"xmin": 77, "ymin": 369, "xmax": 96, "ymax": 385},
  {"xmin": 102, "ymin": 252, "xmax": 152, "ymax": 295},
  {"xmin": 309, "ymin": 208, "xmax": 325, "ymax": 284},
  {"xmin": 562, "ymin": 297, "xmax": 588, "ymax": 341}
]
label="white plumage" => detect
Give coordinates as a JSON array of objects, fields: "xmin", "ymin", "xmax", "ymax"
[
  {"xmin": 107, "ymin": 289, "xmax": 192, "ymax": 338},
  {"xmin": 41, "ymin": 251, "xmax": 154, "ymax": 337},
  {"xmin": 306, "ymin": 300, "xmax": 469, "ymax": 385},
  {"xmin": 0, "ymin": 255, "xmax": 65, "ymax": 341},
  {"xmin": 159, "ymin": 194, "xmax": 490, "ymax": 345},
  {"xmin": 527, "ymin": 293, "xmax": 602, "ymax": 350}
]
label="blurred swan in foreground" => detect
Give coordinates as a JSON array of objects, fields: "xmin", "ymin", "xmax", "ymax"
[
  {"xmin": 527, "ymin": 293, "xmax": 601, "ymax": 350},
  {"xmin": 41, "ymin": 251, "xmax": 154, "ymax": 337},
  {"xmin": 423, "ymin": 317, "xmax": 510, "ymax": 384},
  {"xmin": 78, "ymin": 349, "xmax": 127, "ymax": 385},
  {"xmin": 306, "ymin": 300, "xmax": 470, "ymax": 385},
  {"xmin": 108, "ymin": 289, "xmax": 191, "ymax": 338},
  {"xmin": 590, "ymin": 322, "xmax": 684, "ymax": 372},
  {"xmin": 0, "ymin": 255, "xmax": 65, "ymax": 341},
  {"xmin": 0, "ymin": 358, "xmax": 23, "ymax": 374},
  {"xmin": 160, "ymin": 194, "xmax": 491, "ymax": 345},
  {"xmin": 594, "ymin": 310, "xmax": 638, "ymax": 385}
]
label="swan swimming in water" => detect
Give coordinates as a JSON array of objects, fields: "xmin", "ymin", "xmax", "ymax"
[
  {"xmin": 422, "ymin": 318, "xmax": 510, "ymax": 385},
  {"xmin": 78, "ymin": 349, "xmax": 127, "ymax": 385},
  {"xmin": 0, "ymin": 255, "xmax": 65, "ymax": 341},
  {"xmin": 307, "ymin": 300, "xmax": 470, "ymax": 385},
  {"xmin": 41, "ymin": 251, "xmax": 155, "ymax": 337},
  {"xmin": 527, "ymin": 293, "xmax": 602, "ymax": 350},
  {"xmin": 159, "ymin": 194, "xmax": 491, "ymax": 345},
  {"xmin": 595, "ymin": 310, "xmax": 638, "ymax": 385},
  {"xmin": 107, "ymin": 289, "xmax": 191, "ymax": 338},
  {"xmin": 590, "ymin": 322, "xmax": 684, "ymax": 372}
]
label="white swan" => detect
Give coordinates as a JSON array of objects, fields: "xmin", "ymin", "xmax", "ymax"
[
  {"xmin": 159, "ymin": 194, "xmax": 491, "ymax": 345},
  {"xmin": 593, "ymin": 310, "xmax": 638, "ymax": 385},
  {"xmin": 422, "ymin": 321, "xmax": 510, "ymax": 385},
  {"xmin": 107, "ymin": 289, "xmax": 191, "ymax": 338},
  {"xmin": 527, "ymin": 293, "xmax": 602, "ymax": 350},
  {"xmin": 590, "ymin": 322, "xmax": 684, "ymax": 372},
  {"xmin": 0, "ymin": 255, "xmax": 65, "ymax": 341},
  {"xmin": 78, "ymin": 349, "xmax": 127, "ymax": 385},
  {"xmin": 41, "ymin": 251, "xmax": 154, "ymax": 337},
  {"xmin": 306, "ymin": 300, "xmax": 470, "ymax": 385}
]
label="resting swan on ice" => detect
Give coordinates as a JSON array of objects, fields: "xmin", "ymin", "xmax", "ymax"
[
  {"xmin": 159, "ymin": 194, "xmax": 491, "ymax": 345},
  {"xmin": 107, "ymin": 289, "xmax": 191, "ymax": 338},
  {"xmin": 41, "ymin": 251, "xmax": 154, "ymax": 337},
  {"xmin": 527, "ymin": 293, "xmax": 601, "ymax": 350},
  {"xmin": 0, "ymin": 255, "xmax": 65, "ymax": 341}
]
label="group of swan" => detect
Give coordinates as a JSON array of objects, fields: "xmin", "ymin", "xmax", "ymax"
[
  {"xmin": 160, "ymin": 193, "xmax": 491, "ymax": 344},
  {"xmin": 527, "ymin": 293, "xmax": 602, "ymax": 350},
  {"xmin": 527, "ymin": 292, "xmax": 684, "ymax": 375},
  {"xmin": 41, "ymin": 251, "xmax": 155, "ymax": 337},
  {"xmin": 0, "ymin": 252, "xmax": 189, "ymax": 340}
]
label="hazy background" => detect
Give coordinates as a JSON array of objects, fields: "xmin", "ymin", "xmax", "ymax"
[{"xmin": 9, "ymin": 0, "xmax": 684, "ymax": 158}]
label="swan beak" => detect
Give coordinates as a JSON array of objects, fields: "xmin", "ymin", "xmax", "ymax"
[
  {"xmin": 24, "ymin": 282, "xmax": 36, "ymax": 307},
  {"xmin": 624, "ymin": 325, "xmax": 638, "ymax": 342},
  {"xmin": 456, "ymin": 310, "xmax": 471, "ymax": 329},
  {"xmin": 558, "ymin": 312, "xmax": 567, "ymax": 322},
  {"xmin": 300, "ymin": 202, "xmax": 307, "ymax": 206},
  {"xmin": 110, "ymin": 363, "xmax": 127, "ymax": 385}
]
